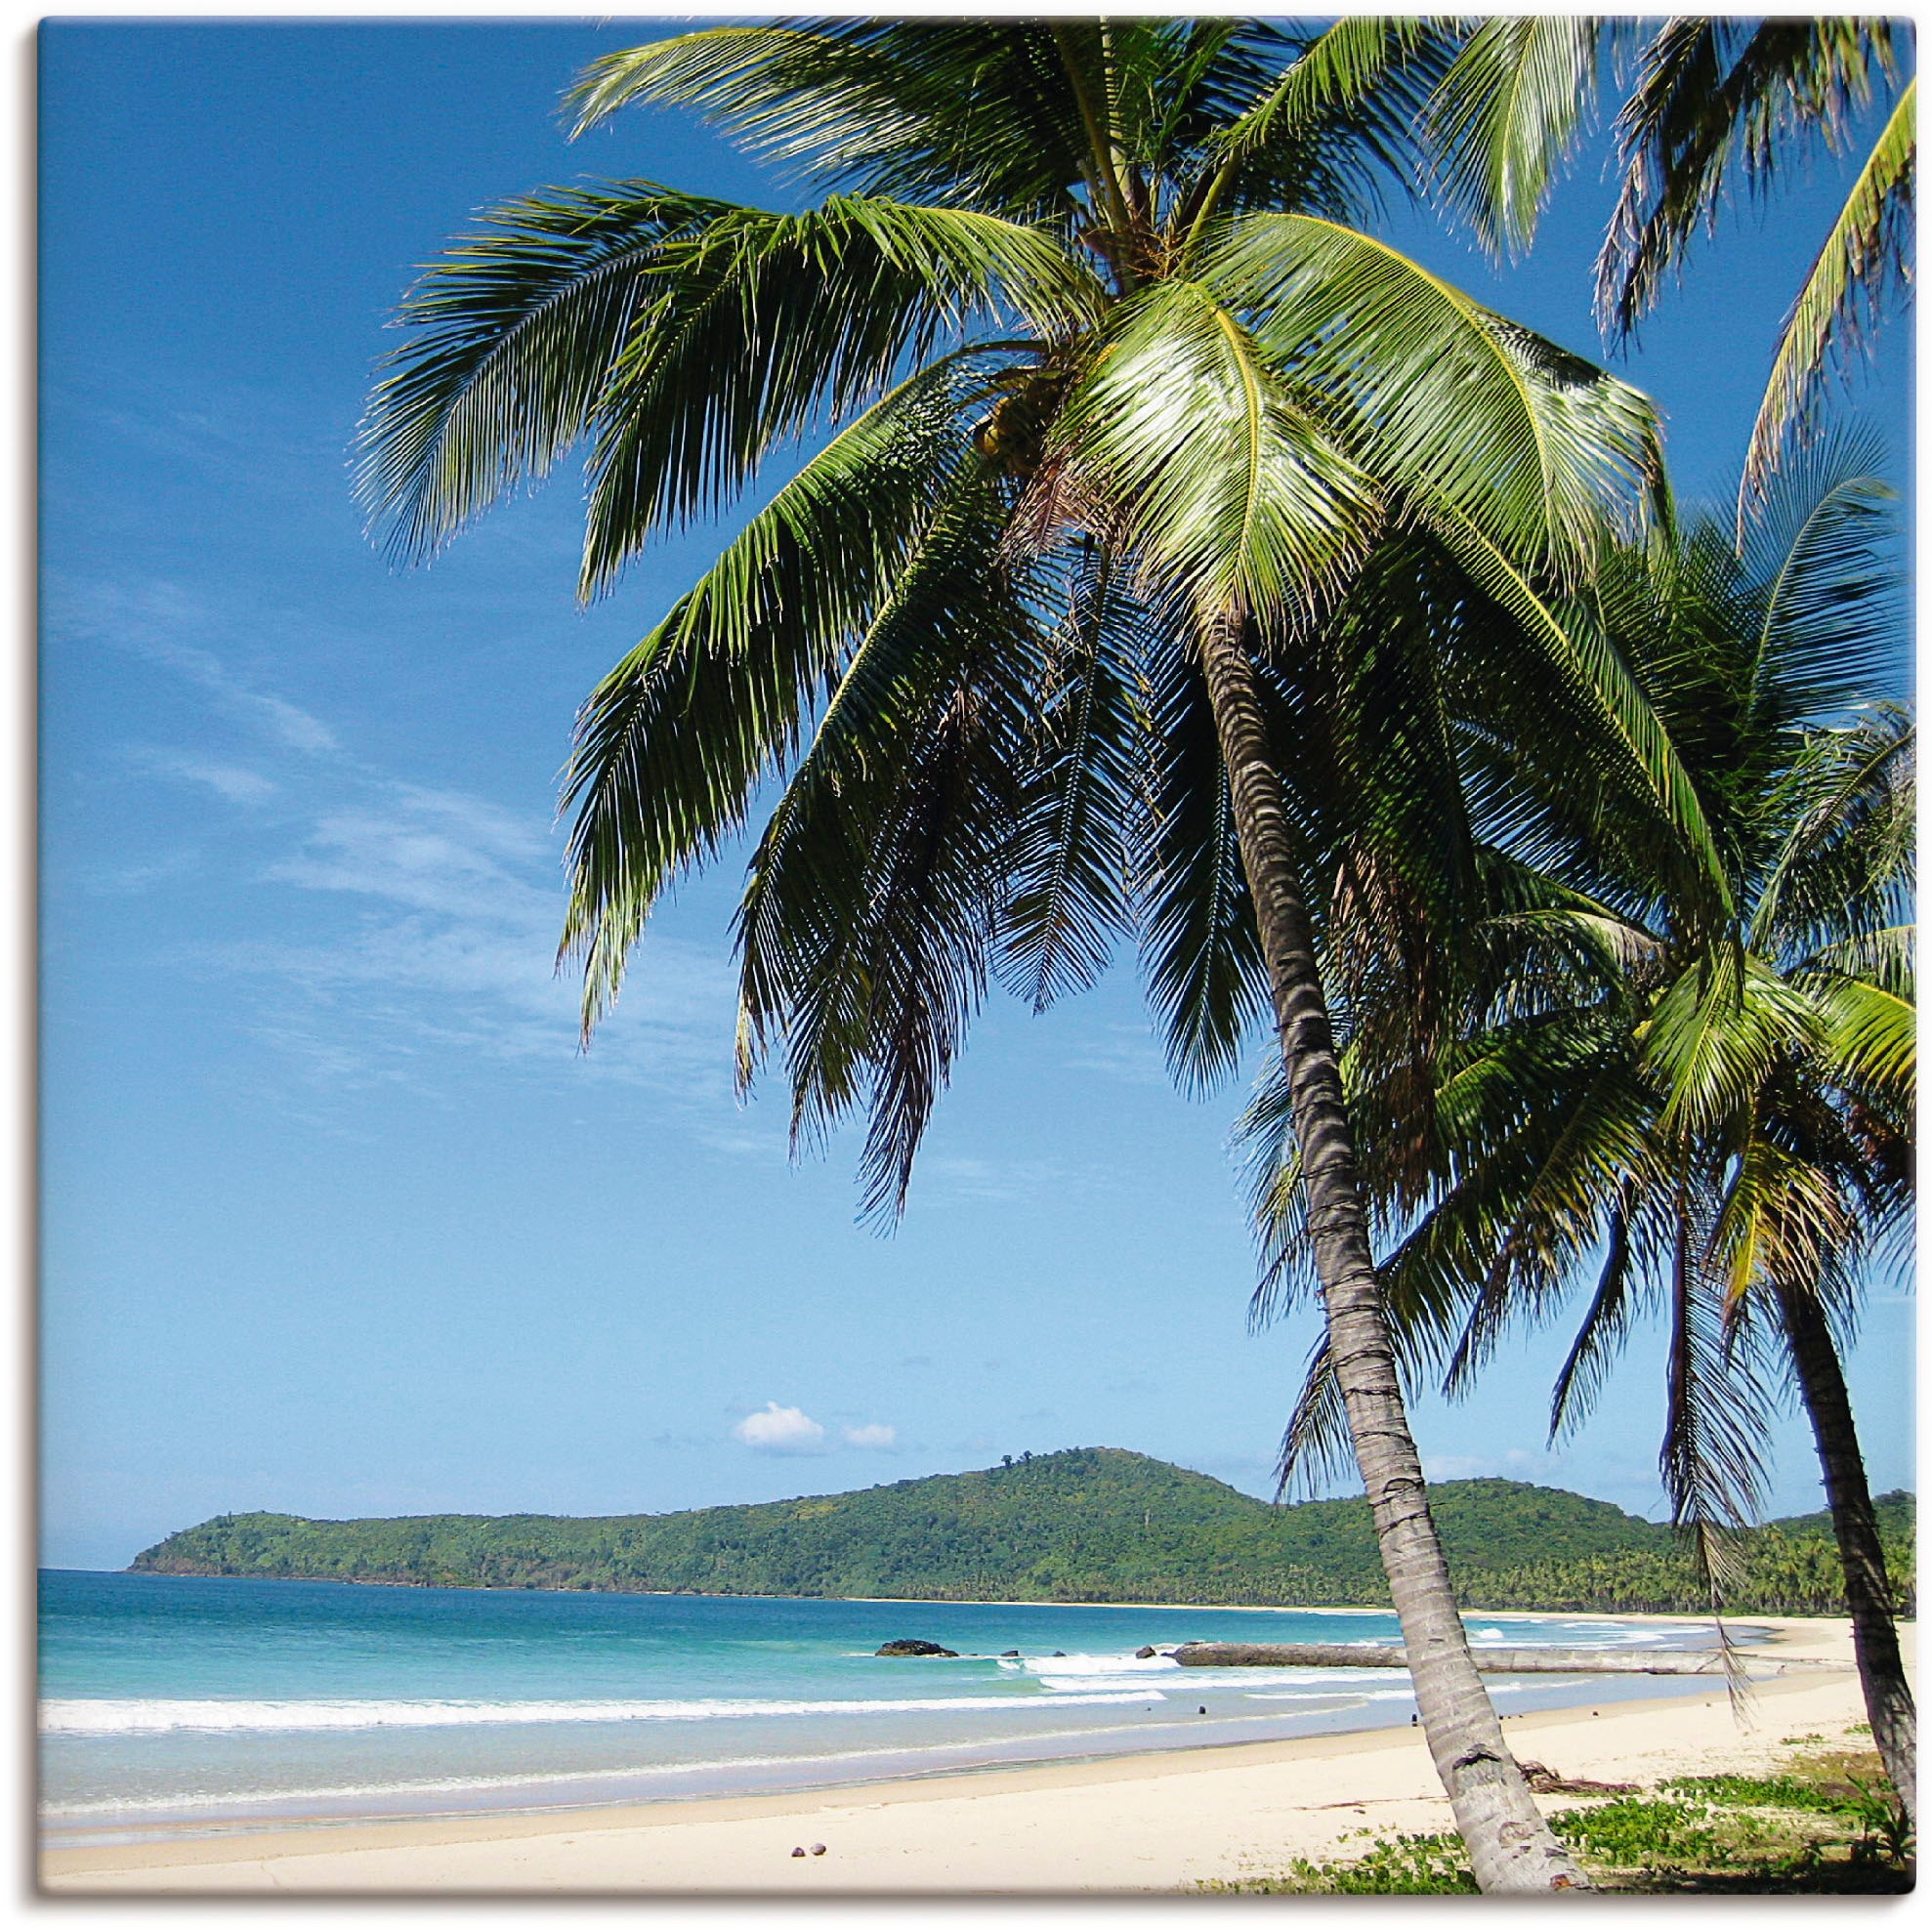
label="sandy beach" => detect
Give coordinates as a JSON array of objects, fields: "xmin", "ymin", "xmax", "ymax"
[{"xmin": 41, "ymin": 1613, "xmax": 1907, "ymax": 1895}]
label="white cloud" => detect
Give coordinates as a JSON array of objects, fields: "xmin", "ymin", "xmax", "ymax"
[
  {"xmin": 842, "ymin": 1423, "xmax": 898, "ymax": 1452},
  {"xmin": 733, "ymin": 1403, "xmax": 828, "ymax": 1455}
]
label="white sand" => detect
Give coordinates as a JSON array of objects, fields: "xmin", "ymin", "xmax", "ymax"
[{"xmin": 41, "ymin": 1614, "xmax": 1907, "ymax": 1895}]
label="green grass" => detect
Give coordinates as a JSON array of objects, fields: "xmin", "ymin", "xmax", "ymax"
[{"xmin": 1196, "ymin": 1743, "xmax": 1913, "ymax": 1895}]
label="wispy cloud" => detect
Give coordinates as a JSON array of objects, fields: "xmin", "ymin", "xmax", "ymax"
[
  {"xmin": 128, "ymin": 746, "xmax": 278, "ymax": 805},
  {"xmin": 78, "ymin": 599, "xmax": 738, "ymax": 1108},
  {"xmin": 50, "ymin": 575, "xmax": 341, "ymax": 755},
  {"xmin": 842, "ymin": 1423, "xmax": 898, "ymax": 1452}
]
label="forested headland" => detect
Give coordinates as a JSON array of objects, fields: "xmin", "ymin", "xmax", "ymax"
[{"xmin": 130, "ymin": 1448, "xmax": 1913, "ymax": 1617}]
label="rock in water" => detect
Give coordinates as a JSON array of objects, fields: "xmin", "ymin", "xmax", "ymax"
[
  {"xmin": 1134, "ymin": 1646, "xmax": 1156, "ymax": 1659},
  {"xmin": 875, "ymin": 1638, "xmax": 959, "ymax": 1657}
]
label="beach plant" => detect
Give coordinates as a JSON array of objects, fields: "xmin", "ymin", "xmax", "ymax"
[
  {"xmin": 354, "ymin": 19, "xmax": 1731, "ymax": 1888},
  {"xmin": 1425, "ymin": 16, "xmax": 1914, "ymax": 524},
  {"xmin": 1208, "ymin": 1746, "xmax": 1913, "ymax": 1893},
  {"xmin": 1246, "ymin": 437, "xmax": 1915, "ymax": 1823}
]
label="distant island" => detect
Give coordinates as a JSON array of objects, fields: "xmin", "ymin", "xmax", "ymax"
[{"xmin": 132, "ymin": 1447, "xmax": 1915, "ymax": 1618}]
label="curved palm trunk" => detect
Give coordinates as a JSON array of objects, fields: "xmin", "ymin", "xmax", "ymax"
[
  {"xmin": 1778, "ymin": 1282, "xmax": 1916, "ymax": 1828},
  {"xmin": 1196, "ymin": 610, "xmax": 1587, "ymax": 1893}
]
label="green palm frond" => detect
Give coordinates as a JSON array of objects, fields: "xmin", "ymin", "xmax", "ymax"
[
  {"xmin": 1184, "ymin": 17, "xmax": 1448, "ymax": 245},
  {"xmin": 1813, "ymin": 976, "xmax": 1916, "ymax": 1111},
  {"xmin": 732, "ymin": 462, "xmax": 1052, "ymax": 1218},
  {"xmin": 1742, "ymin": 440, "xmax": 1900, "ymax": 724},
  {"xmin": 1053, "ymin": 277, "xmax": 1380, "ymax": 619},
  {"xmin": 1209, "ymin": 213, "xmax": 1667, "ymax": 585},
  {"xmin": 1707, "ymin": 1123, "xmax": 1856, "ymax": 1316},
  {"xmin": 1743, "ymin": 79, "xmax": 1915, "ymax": 507},
  {"xmin": 1639, "ymin": 949, "xmax": 1824, "ymax": 1138},
  {"xmin": 558, "ymin": 357, "xmax": 985, "ymax": 1030},
  {"xmin": 357, "ymin": 183, "xmax": 748, "ymax": 561},
  {"xmin": 993, "ymin": 543, "xmax": 1145, "ymax": 1012},
  {"xmin": 1597, "ymin": 18, "xmax": 1900, "ymax": 339},
  {"xmin": 1661, "ymin": 1209, "xmax": 1772, "ymax": 1593},
  {"xmin": 1274, "ymin": 1333, "xmax": 1356, "ymax": 1498},
  {"xmin": 569, "ymin": 20, "xmax": 1090, "ymax": 220},
  {"xmin": 1134, "ymin": 638, "xmax": 1267, "ymax": 1094},
  {"xmin": 1421, "ymin": 509, "xmax": 1727, "ymax": 912},
  {"xmin": 364, "ymin": 184, "xmax": 1093, "ymax": 590},
  {"xmin": 1547, "ymin": 1193, "xmax": 1659, "ymax": 1440},
  {"xmin": 1425, "ymin": 15, "xmax": 1603, "ymax": 261},
  {"xmin": 1754, "ymin": 707, "xmax": 1913, "ymax": 957},
  {"xmin": 575, "ymin": 196, "xmax": 1097, "ymax": 592}
]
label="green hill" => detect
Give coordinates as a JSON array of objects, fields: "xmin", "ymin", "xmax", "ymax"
[{"xmin": 130, "ymin": 1447, "xmax": 1913, "ymax": 1617}]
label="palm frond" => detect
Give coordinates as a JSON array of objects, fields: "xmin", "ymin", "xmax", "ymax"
[
  {"xmin": 569, "ymin": 21, "xmax": 1091, "ymax": 221},
  {"xmin": 1812, "ymin": 976, "xmax": 1916, "ymax": 1111},
  {"xmin": 1209, "ymin": 213, "xmax": 1667, "ymax": 585},
  {"xmin": 1598, "ymin": 19, "xmax": 1898, "ymax": 339},
  {"xmin": 357, "ymin": 182, "xmax": 748, "ymax": 562},
  {"xmin": 993, "ymin": 543, "xmax": 1145, "ymax": 1011},
  {"xmin": 1639, "ymin": 950, "xmax": 1823, "ymax": 1139},
  {"xmin": 1421, "ymin": 507, "xmax": 1728, "ymax": 915},
  {"xmin": 732, "ymin": 459, "xmax": 1053, "ymax": 1219},
  {"xmin": 1661, "ymin": 1207, "xmax": 1771, "ymax": 1598},
  {"xmin": 558, "ymin": 357, "xmax": 984, "ymax": 1032},
  {"xmin": 1054, "ymin": 277, "xmax": 1380, "ymax": 621},
  {"xmin": 1133, "ymin": 634, "xmax": 1268, "ymax": 1094},
  {"xmin": 1273, "ymin": 1333, "xmax": 1359, "ymax": 1500},
  {"xmin": 1742, "ymin": 437, "xmax": 1901, "ymax": 723},
  {"xmin": 1185, "ymin": 17, "xmax": 1449, "ymax": 243},
  {"xmin": 1426, "ymin": 15, "xmax": 1603, "ymax": 260},
  {"xmin": 575, "ymin": 196, "xmax": 1096, "ymax": 593},
  {"xmin": 1743, "ymin": 79, "xmax": 1915, "ymax": 507}
]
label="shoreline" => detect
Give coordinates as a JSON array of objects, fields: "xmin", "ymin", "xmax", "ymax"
[
  {"xmin": 41, "ymin": 1613, "xmax": 1903, "ymax": 1895},
  {"xmin": 102, "ymin": 1568, "xmax": 1835, "ymax": 1623}
]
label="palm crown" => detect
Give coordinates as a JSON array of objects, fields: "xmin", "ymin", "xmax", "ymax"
[{"xmin": 358, "ymin": 18, "xmax": 1683, "ymax": 1214}]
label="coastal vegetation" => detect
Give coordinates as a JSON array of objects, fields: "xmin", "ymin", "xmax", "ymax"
[
  {"xmin": 132, "ymin": 1447, "xmax": 1912, "ymax": 1618},
  {"xmin": 1197, "ymin": 1738, "xmax": 1912, "ymax": 1893}
]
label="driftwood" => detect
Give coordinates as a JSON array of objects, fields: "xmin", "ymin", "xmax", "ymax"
[{"xmin": 1171, "ymin": 1641, "xmax": 1778, "ymax": 1676}]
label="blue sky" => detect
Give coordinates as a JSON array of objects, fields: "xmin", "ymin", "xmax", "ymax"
[{"xmin": 40, "ymin": 19, "xmax": 1913, "ymax": 1572}]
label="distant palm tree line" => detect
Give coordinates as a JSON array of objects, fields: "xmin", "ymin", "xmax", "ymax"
[{"xmin": 357, "ymin": 19, "xmax": 1912, "ymax": 1886}]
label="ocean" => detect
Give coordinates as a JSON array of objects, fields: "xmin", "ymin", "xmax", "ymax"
[{"xmin": 40, "ymin": 1570, "xmax": 1741, "ymax": 1845}]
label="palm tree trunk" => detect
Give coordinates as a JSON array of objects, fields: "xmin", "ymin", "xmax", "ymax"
[
  {"xmin": 1196, "ymin": 608, "xmax": 1587, "ymax": 1893},
  {"xmin": 1778, "ymin": 1282, "xmax": 1915, "ymax": 1828}
]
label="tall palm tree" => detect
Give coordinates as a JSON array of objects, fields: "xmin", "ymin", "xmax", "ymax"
[
  {"xmin": 1247, "ymin": 440, "xmax": 1914, "ymax": 1820},
  {"xmin": 358, "ymin": 20, "xmax": 1712, "ymax": 1886},
  {"xmin": 1428, "ymin": 17, "xmax": 1914, "ymax": 516}
]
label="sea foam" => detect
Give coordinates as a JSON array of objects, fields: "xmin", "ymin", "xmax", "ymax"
[{"xmin": 40, "ymin": 1691, "xmax": 1156, "ymax": 1737}]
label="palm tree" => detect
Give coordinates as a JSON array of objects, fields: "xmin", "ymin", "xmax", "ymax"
[
  {"xmin": 357, "ymin": 20, "xmax": 1711, "ymax": 1886},
  {"xmin": 1428, "ymin": 16, "xmax": 1914, "ymax": 516},
  {"xmin": 1247, "ymin": 440, "xmax": 1914, "ymax": 1820}
]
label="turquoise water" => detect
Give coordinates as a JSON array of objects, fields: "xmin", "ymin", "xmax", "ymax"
[{"xmin": 40, "ymin": 1571, "xmax": 1735, "ymax": 1841}]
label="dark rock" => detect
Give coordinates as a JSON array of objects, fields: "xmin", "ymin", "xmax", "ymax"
[
  {"xmin": 811, "ymin": 1844, "xmax": 827, "ymax": 1857},
  {"xmin": 1051, "ymin": 1650, "xmax": 1067, "ymax": 1657},
  {"xmin": 999, "ymin": 1650, "xmax": 1020, "ymax": 1657},
  {"xmin": 875, "ymin": 1638, "xmax": 959, "ymax": 1657},
  {"xmin": 1134, "ymin": 1646, "xmax": 1156, "ymax": 1659},
  {"xmin": 791, "ymin": 1847, "xmax": 806, "ymax": 1858}
]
